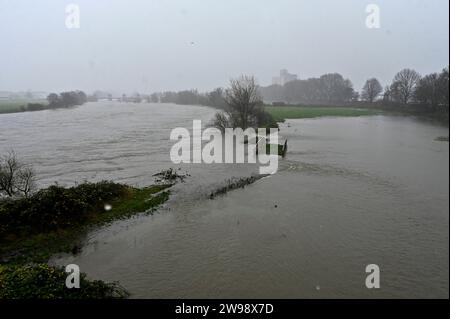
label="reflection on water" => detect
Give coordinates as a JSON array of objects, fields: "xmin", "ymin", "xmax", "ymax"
[{"xmin": 1, "ymin": 103, "xmax": 448, "ymax": 298}]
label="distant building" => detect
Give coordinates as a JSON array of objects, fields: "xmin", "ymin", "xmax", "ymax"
[{"xmin": 272, "ymin": 69, "xmax": 298, "ymax": 86}]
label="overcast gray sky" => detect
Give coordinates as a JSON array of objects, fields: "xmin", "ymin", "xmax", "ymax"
[{"xmin": 0, "ymin": 0, "xmax": 448, "ymax": 94}]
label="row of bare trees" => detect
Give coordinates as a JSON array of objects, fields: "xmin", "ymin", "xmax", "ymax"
[
  {"xmin": 361, "ymin": 67, "xmax": 449, "ymax": 113},
  {"xmin": 258, "ymin": 66, "xmax": 448, "ymax": 114}
]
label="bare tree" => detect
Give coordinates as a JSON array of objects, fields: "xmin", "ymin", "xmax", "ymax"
[
  {"xmin": 0, "ymin": 151, "xmax": 36, "ymax": 198},
  {"xmin": 150, "ymin": 93, "xmax": 159, "ymax": 103},
  {"xmin": 391, "ymin": 69, "xmax": 421, "ymax": 104},
  {"xmin": 319, "ymin": 73, "xmax": 355, "ymax": 102},
  {"xmin": 382, "ymin": 85, "xmax": 392, "ymax": 102},
  {"xmin": 361, "ymin": 78, "xmax": 383, "ymax": 103},
  {"xmin": 223, "ymin": 75, "xmax": 264, "ymax": 130},
  {"xmin": 211, "ymin": 112, "xmax": 230, "ymax": 132},
  {"xmin": 437, "ymin": 66, "xmax": 449, "ymax": 109},
  {"xmin": 414, "ymin": 73, "xmax": 439, "ymax": 108}
]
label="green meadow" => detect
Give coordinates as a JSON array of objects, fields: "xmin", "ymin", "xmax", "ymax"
[{"xmin": 0, "ymin": 99, "xmax": 48, "ymax": 114}]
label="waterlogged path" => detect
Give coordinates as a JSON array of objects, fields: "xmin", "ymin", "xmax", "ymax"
[{"xmin": 1, "ymin": 102, "xmax": 448, "ymax": 298}]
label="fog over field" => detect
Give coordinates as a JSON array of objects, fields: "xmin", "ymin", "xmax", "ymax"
[{"xmin": 0, "ymin": 0, "xmax": 448, "ymax": 93}]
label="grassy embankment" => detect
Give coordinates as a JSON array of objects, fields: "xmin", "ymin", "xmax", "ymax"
[
  {"xmin": 265, "ymin": 105, "xmax": 381, "ymax": 122},
  {"xmin": 0, "ymin": 99, "xmax": 49, "ymax": 114},
  {"xmin": 0, "ymin": 181, "xmax": 172, "ymax": 298},
  {"xmin": 435, "ymin": 136, "xmax": 449, "ymax": 142}
]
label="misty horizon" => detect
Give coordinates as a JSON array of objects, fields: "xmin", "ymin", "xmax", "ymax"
[
  {"xmin": 0, "ymin": 0, "xmax": 449, "ymax": 304},
  {"xmin": 0, "ymin": 0, "xmax": 449, "ymax": 94}
]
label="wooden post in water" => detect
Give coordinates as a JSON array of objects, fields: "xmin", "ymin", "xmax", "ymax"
[{"xmin": 282, "ymin": 140, "xmax": 288, "ymax": 157}]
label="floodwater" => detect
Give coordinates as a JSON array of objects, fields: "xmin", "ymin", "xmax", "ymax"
[{"xmin": 0, "ymin": 102, "xmax": 448, "ymax": 298}]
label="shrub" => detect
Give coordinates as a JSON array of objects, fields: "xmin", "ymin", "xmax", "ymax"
[
  {"xmin": 0, "ymin": 181, "xmax": 128, "ymax": 238},
  {"xmin": 25, "ymin": 103, "xmax": 46, "ymax": 112},
  {"xmin": 0, "ymin": 264, "xmax": 128, "ymax": 299}
]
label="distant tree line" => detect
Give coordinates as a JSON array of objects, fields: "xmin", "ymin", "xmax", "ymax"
[
  {"xmin": 382, "ymin": 67, "xmax": 449, "ymax": 114},
  {"xmin": 116, "ymin": 92, "xmax": 159, "ymax": 103},
  {"xmin": 259, "ymin": 66, "xmax": 449, "ymax": 118},
  {"xmin": 18, "ymin": 90, "xmax": 88, "ymax": 112},
  {"xmin": 130, "ymin": 65, "xmax": 448, "ymax": 122},
  {"xmin": 46, "ymin": 90, "xmax": 87, "ymax": 108},
  {"xmin": 155, "ymin": 88, "xmax": 226, "ymax": 108},
  {"xmin": 147, "ymin": 78, "xmax": 276, "ymax": 129},
  {"xmin": 260, "ymin": 73, "xmax": 357, "ymax": 104}
]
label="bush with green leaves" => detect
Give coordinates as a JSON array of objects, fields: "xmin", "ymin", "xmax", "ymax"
[
  {"xmin": 0, "ymin": 264, "xmax": 128, "ymax": 299},
  {"xmin": 0, "ymin": 181, "xmax": 129, "ymax": 238}
]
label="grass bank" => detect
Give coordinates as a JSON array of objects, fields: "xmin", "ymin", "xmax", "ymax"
[
  {"xmin": 0, "ymin": 181, "xmax": 171, "ymax": 263},
  {"xmin": 265, "ymin": 105, "xmax": 382, "ymax": 122},
  {"xmin": 0, "ymin": 99, "xmax": 49, "ymax": 114},
  {"xmin": 0, "ymin": 181, "xmax": 172, "ymax": 298}
]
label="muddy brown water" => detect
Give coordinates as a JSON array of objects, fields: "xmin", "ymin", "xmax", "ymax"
[{"xmin": 0, "ymin": 102, "xmax": 448, "ymax": 298}]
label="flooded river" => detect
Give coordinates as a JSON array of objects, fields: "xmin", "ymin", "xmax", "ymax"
[{"xmin": 0, "ymin": 102, "xmax": 448, "ymax": 298}]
